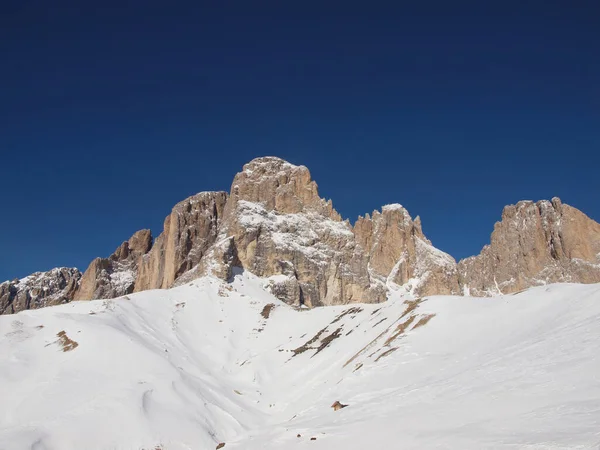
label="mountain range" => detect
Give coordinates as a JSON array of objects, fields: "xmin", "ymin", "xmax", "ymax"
[
  {"xmin": 2, "ymin": 156, "xmax": 600, "ymax": 315},
  {"xmin": 2, "ymin": 156, "xmax": 600, "ymax": 449}
]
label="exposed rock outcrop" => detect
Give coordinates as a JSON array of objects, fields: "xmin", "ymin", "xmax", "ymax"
[
  {"xmin": 5, "ymin": 158, "xmax": 600, "ymax": 315},
  {"xmin": 355, "ymin": 204, "xmax": 460, "ymax": 296},
  {"xmin": 74, "ymin": 229, "xmax": 153, "ymax": 300},
  {"xmin": 458, "ymin": 198, "xmax": 600, "ymax": 296},
  {"xmin": 0, "ymin": 268, "xmax": 81, "ymax": 315},
  {"xmin": 134, "ymin": 191, "xmax": 228, "ymax": 291},
  {"xmin": 202, "ymin": 157, "xmax": 387, "ymax": 306}
]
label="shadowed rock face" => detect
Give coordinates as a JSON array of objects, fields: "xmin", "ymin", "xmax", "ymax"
[
  {"xmin": 458, "ymin": 198, "xmax": 600, "ymax": 296},
  {"xmin": 74, "ymin": 229, "xmax": 153, "ymax": 301},
  {"xmin": 5, "ymin": 158, "xmax": 600, "ymax": 315},
  {"xmin": 0, "ymin": 268, "xmax": 81, "ymax": 315}
]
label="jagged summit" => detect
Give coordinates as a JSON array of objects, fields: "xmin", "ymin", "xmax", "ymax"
[
  {"xmin": 211, "ymin": 156, "xmax": 377, "ymax": 306},
  {"xmin": 354, "ymin": 203, "xmax": 459, "ymax": 297},
  {"xmin": 229, "ymin": 156, "xmax": 338, "ymax": 218},
  {"xmin": 2, "ymin": 158, "xmax": 600, "ymax": 315},
  {"xmin": 242, "ymin": 155, "xmax": 299, "ymax": 170}
]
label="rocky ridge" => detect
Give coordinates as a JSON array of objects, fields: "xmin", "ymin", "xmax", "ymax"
[
  {"xmin": 74, "ymin": 229, "xmax": 153, "ymax": 301},
  {"xmin": 458, "ymin": 197, "xmax": 600, "ymax": 296},
  {"xmin": 354, "ymin": 204, "xmax": 460, "ymax": 297},
  {"xmin": 134, "ymin": 191, "xmax": 228, "ymax": 292},
  {"xmin": 0, "ymin": 268, "xmax": 81, "ymax": 315},
  {"xmin": 201, "ymin": 157, "xmax": 386, "ymax": 306},
  {"xmin": 2, "ymin": 157, "xmax": 599, "ymax": 314}
]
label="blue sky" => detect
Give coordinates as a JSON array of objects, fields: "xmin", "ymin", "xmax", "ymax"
[{"xmin": 1, "ymin": 1, "xmax": 599, "ymax": 281}]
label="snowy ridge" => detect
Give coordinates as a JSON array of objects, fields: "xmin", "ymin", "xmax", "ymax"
[
  {"xmin": 4, "ymin": 268, "xmax": 78, "ymax": 291},
  {"xmin": 0, "ymin": 268, "xmax": 81, "ymax": 314},
  {"xmin": 2, "ymin": 274, "xmax": 600, "ymax": 449},
  {"xmin": 415, "ymin": 237, "xmax": 456, "ymax": 270}
]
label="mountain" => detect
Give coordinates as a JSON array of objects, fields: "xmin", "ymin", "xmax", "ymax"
[
  {"xmin": 2, "ymin": 157, "xmax": 600, "ymax": 315},
  {"xmin": 354, "ymin": 204, "xmax": 460, "ymax": 296},
  {"xmin": 459, "ymin": 197, "xmax": 600, "ymax": 296},
  {"xmin": 2, "ymin": 271, "xmax": 600, "ymax": 449},
  {"xmin": 0, "ymin": 267, "xmax": 80, "ymax": 315}
]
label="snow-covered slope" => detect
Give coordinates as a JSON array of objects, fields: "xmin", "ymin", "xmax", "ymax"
[{"xmin": 1, "ymin": 273, "xmax": 600, "ymax": 449}]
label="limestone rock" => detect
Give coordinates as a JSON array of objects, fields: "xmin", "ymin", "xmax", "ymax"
[
  {"xmin": 0, "ymin": 268, "xmax": 81, "ymax": 315},
  {"xmin": 204, "ymin": 157, "xmax": 386, "ymax": 306},
  {"xmin": 354, "ymin": 204, "xmax": 460, "ymax": 296},
  {"xmin": 134, "ymin": 191, "xmax": 228, "ymax": 291},
  {"xmin": 8, "ymin": 158, "xmax": 599, "ymax": 315},
  {"xmin": 458, "ymin": 198, "xmax": 600, "ymax": 296},
  {"xmin": 227, "ymin": 156, "xmax": 340, "ymax": 218},
  {"xmin": 74, "ymin": 229, "xmax": 153, "ymax": 300}
]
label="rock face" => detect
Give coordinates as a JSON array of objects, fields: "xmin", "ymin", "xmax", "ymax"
[
  {"xmin": 134, "ymin": 191, "xmax": 228, "ymax": 291},
  {"xmin": 74, "ymin": 229, "xmax": 153, "ymax": 300},
  {"xmin": 355, "ymin": 205, "xmax": 460, "ymax": 296},
  {"xmin": 0, "ymin": 268, "xmax": 81, "ymax": 315},
  {"xmin": 458, "ymin": 198, "xmax": 600, "ymax": 296},
  {"xmin": 5, "ymin": 158, "xmax": 600, "ymax": 315},
  {"xmin": 203, "ymin": 157, "xmax": 386, "ymax": 306}
]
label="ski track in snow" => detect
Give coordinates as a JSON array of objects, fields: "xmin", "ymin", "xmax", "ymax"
[{"xmin": 1, "ymin": 272, "xmax": 600, "ymax": 450}]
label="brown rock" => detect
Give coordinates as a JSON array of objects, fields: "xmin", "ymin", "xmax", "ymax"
[
  {"xmin": 74, "ymin": 229, "xmax": 153, "ymax": 300},
  {"xmin": 331, "ymin": 400, "xmax": 347, "ymax": 411},
  {"xmin": 203, "ymin": 157, "xmax": 386, "ymax": 306},
  {"xmin": 354, "ymin": 205, "xmax": 460, "ymax": 296},
  {"xmin": 134, "ymin": 192, "xmax": 228, "ymax": 291},
  {"xmin": 458, "ymin": 198, "xmax": 600, "ymax": 296},
  {"xmin": 10, "ymin": 160, "xmax": 600, "ymax": 315},
  {"xmin": 0, "ymin": 268, "xmax": 81, "ymax": 315}
]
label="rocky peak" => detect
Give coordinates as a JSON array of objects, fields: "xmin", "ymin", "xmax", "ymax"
[
  {"xmin": 458, "ymin": 197, "xmax": 600, "ymax": 296},
  {"xmin": 226, "ymin": 157, "xmax": 340, "ymax": 219},
  {"xmin": 5, "ymin": 158, "xmax": 600, "ymax": 316},
  {"xmin": 203, "ymin": 157, "xmax": 382, "ymax": 306},
  {"xmin": 1, "ymin": 267, "xmax": 81, "ymax": 315},
  {"xmin": 354, "ymin": 204, "xmax": 459, "ymax": 296},
  {"xmin": 204, "ymin": 160, "xmax": 460, "ymax": 304},
  {"xmin": 74, "ymin": 229, "xmax": 153, "ymax": 300}
]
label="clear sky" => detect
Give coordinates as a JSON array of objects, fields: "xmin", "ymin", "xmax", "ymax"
[{"xmin": 1, "ymin": 1, "xmax": 599, "ymax": 281}]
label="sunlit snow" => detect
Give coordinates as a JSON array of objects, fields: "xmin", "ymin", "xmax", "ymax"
[{"xmin": 1, "ymin": 272, "xmax": 599, "ymax": 449}]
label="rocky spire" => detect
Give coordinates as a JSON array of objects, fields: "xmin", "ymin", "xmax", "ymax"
[
  {"xmin": 134, "ymin": 191, "xmax": 228, "ymax": 291},
  {"xmin": 354, "ymin": 204, "xmax": 460, "ymax": 296}
]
